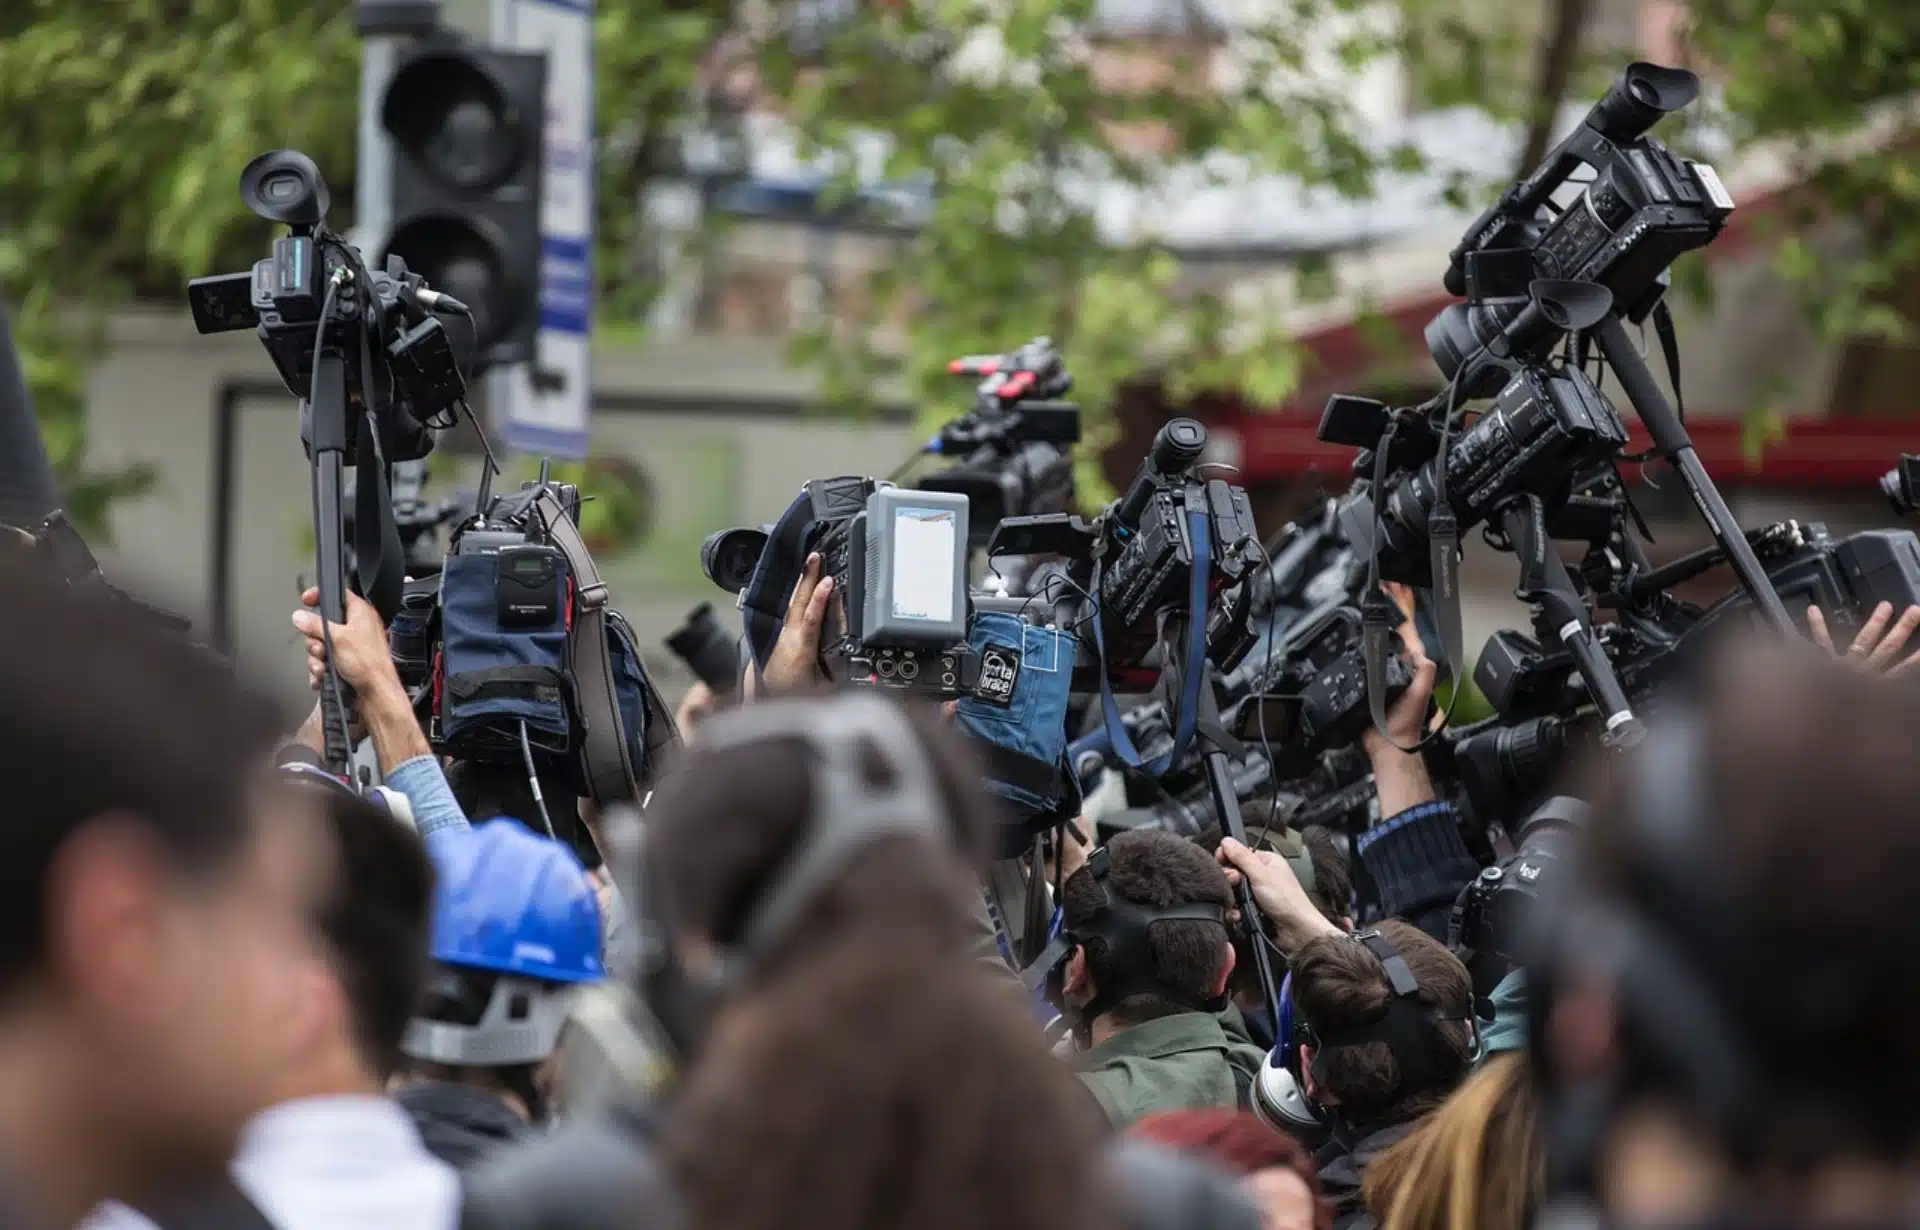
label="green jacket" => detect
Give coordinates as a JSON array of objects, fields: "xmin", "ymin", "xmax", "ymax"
[{"xmin": 1074, "ymin": 1011, "xmax": 1268, "ymax": 1129}]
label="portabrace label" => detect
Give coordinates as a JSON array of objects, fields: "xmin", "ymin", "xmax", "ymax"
[{"xmin": 977, "ymin": 645, "xmax": 1021, "ymax": 708}]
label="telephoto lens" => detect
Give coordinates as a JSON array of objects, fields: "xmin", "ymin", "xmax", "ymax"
[{"xmin": 665, "ymin": 603, "xmax": 740, "ymax": 694}]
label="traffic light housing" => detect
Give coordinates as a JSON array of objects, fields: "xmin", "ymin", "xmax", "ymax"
[{"xmin": 380, "ymin": 43, "xmax": 546, "ymax": 379}]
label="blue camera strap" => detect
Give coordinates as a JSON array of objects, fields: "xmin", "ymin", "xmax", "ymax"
[{"xmin": 1088, "ymin": 506, "xmax": 1212, "ymax": 778}]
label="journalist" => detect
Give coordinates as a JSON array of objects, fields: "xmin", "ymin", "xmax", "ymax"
[
  {"xmin": 0, "ymin": 565, "xmax": 323, "ymax": 1230},
  {"xmin": 1530, "ymin": 638, "xmax": 1920, "ymax": 1227},
  {"xmin": 393, "ymin": 819, "xmax": 604, "ymax": 1168},
  {"xmin": 1061, "ymin": 829, "xmax": 1266, "ymax": 1127},
  {"xmin": 644, "ymin": 694, "xmax": 1113, "ymax": 1230},
  {"xmin": 86, "ymin": 764, "xmax": 453, "ymax": 1230}
]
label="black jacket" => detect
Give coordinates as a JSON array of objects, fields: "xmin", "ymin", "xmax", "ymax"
[
  {"xmin": 1314, "ymin": 1119, "xmax": 1420, "ymax": 1230},
  {"xmin": 395, "ymin": 1081, "xmax": 532, "ymax": 1171}
]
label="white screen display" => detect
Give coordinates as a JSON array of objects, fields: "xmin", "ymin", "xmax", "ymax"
[{"xmin": 891, "ymin": 508, "xmax": 957, "ymax": 621}]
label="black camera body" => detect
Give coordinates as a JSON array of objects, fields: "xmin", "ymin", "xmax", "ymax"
[
  {"xmin": 1431, "ymin": 63, "xmax": 1732, "ymax": 397},
  {"xmin": 1324, "ymin": 362, "xmax": 1629, "ymax": 586},
  {"xmin": 187, "ymin": 152, "xmax": 463, "ymax": 458},
  {"xmin": 1234, "ymin": 603, "xmax": 1414, "ymax": 778},
  {"xmin": 1678, "ymin": 524, "xmax": 1920, "ymax": 651},
  {"xmin": 1450, "ymin": 795, "xmax": 1585, "ymax": 996},
  {"xmin": 804, "ymin": 477, "xmax": 980, "ymax": 697}
]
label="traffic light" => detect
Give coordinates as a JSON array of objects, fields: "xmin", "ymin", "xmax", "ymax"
[{"xmin": 380, "ymin": 43, "xmax": 546, "ymax": 378}]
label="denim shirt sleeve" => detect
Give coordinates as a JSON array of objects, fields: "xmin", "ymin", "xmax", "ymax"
[{"xmin": 383, "ymin": 754, "xmax": 472, "ymax": 838}]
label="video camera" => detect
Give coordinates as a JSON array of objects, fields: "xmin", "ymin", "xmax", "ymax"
[
  {"xmin": 1432, "ymin": 62, "xmax": 1735, "ymax": 399},
  {"xmin": 917, "ymin": 337, "xmax": 1082, "ymax": 542},
  {"xmin": 187, "ymin": 148, "xmax": 471, "ymax": 770},
  {"xmin": 989, "ymin": 418, "xmax": 1262, "ymax": 690}
]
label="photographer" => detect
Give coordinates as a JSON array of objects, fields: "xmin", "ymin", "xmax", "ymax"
[
  {"xmin": 637, "ymin": 694, "xmax": 1111, "ymax": 1230},
  {"xmin": 394, "ymin": 819, "xmax": 604, "ymax": 1169},
  {"xmin": 1529, "ymin": 639, "xmax": 1920, "ymax": 1227},
  {"xmin": 1061, "ymin": 829, "xmax": 1265, "ymax": 1127}
]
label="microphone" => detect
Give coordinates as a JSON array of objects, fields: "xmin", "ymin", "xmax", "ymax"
[{"xmin": 412, "ymin": 286, "xmax": 471, "ymax": 315}]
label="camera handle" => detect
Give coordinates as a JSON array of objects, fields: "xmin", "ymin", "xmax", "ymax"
[
  {"xmin": 307, "ymin": 353, "xmax": 357, "ymax": 773},
  {"xmin": 1590, "ymin": 314, "xmax": 1795, "ymax": 636},
  {"xmin": 1498, "ymin": 497, "xmax": 1644, "ymax": 751}
]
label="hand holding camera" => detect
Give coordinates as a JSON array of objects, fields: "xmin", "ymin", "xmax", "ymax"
[{"xmin": 762, "ymin": 551, "xmax": 835, "ymax": 693}]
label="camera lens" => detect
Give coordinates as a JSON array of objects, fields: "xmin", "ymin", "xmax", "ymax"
[{"xmin": 700, "ymin": 527, "xmax": 770, "ymax": 595}]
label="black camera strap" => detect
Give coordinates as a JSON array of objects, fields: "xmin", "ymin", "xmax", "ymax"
[{"xmin": 1088, "ymin": 505, "xmax": 1213, "ymax": 777}]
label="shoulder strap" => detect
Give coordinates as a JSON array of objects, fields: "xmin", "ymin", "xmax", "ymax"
[
  {"xmin": 534, "ymin": 489, "xmax": 636, "ymax": 806},
  {"xmin": 131, "ymin": 1179, "xmax": 277, "ymax": 1230}
]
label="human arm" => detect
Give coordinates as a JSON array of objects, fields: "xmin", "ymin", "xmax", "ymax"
[{"xmin": 291, "ymin": 588, "xmax": 469, "ymax": 837}]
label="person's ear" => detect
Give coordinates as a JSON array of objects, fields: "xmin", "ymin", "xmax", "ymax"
[
  {"xmin": 1212, "ymin": 939, "xmax": 1236, "ymax": 998},
  {"xmin": 1064, "ymin": 945, "xmax": 1092, "ymax": 1001},
  {"xmin": 1299, "ymin": 1044, "xmax": 1322, "ymax": 1100}
]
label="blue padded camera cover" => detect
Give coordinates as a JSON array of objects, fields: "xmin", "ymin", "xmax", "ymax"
[
  {"xmin": 439, "ymin": 551, "xmax": 573, "ymax": 753},
  {"xmin": 956, "ymin": 611, "xmax": 1078, "ymax": 816}
]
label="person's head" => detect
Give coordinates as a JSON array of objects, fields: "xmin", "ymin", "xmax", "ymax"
[
  {"xmin": 275, "ymin": 769, "xmax": 436, "ymax": 1093},
  {"xmin": 1131, "ymin": 1109, "xmax": 1331, "ymax": 1230},
  {"xmin": 0, "ymin": 566, "xmax": 326, "ymax": 1220},
  {"xmin": 398, "ymin": 818, "xmax": 603, "ymax": 1121},
  {"xmin": 1536, "ymin": 637, "xmax": 1920, "ymax": 1226},
  {"xmin": 1360, "ymin": 1053, "xmax": 1540, "ymax": 1230},
  {"xmin": 1290, "ymin": 920, "xmax": 1474, "ymax": 1128},
  {"xmin": 1061, "ymin": 828, "xmax": 1236, "ymax": 1031},
  {"xmin": 650, "ymin": 693, "xmax": 1108, "ymax": 1230},
  {"xmin": 1196, "ymin": 823, "xmax": 1351, "ymax": 1010}
]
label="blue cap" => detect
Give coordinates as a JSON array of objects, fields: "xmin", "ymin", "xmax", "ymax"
[{"xmin": 425, "ymin": 818, "xmax": 604, "ymax": 985}]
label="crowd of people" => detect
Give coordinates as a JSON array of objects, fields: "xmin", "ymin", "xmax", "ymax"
[{"xmin": 4, "ymin": 529, "xmax": 1920, "ymax": 1230}]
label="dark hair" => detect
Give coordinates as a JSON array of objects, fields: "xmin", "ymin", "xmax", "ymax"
[
  {"xmin": 0, "ymin": 564, "xmax": 284, "ymax": 996},
  {"xmin": 1302, "ymin": 826, "xmax": 1352, "ymax": 925},
  {"xmin": 651, "ymin": 696, "xmax": 1109, "ymax": 1230},
  {"xmin": 302, "ymin": 784, "xmax": 435, "ymax": 1080},
  {"xmin": 1573, "ymin": 637, "xmax": 1920, "ymax": 1162},
  {"xmin": 1291, "ymin": 919, "xmax": 1473, "ymax": 1126},
  {"xmin": 1062, "ymin": 828, "xmax": 1233, "ymax": 1025}
]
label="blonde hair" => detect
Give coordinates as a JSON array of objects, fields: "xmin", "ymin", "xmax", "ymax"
[{"xmin": 1361, "ymin": 1054, "xmax": 1542, "ymax": 1230}]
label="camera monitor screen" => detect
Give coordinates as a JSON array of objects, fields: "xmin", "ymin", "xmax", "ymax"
[{"xmin": 891, "ymin": 507, "xmax": 958, "ymax": 621}]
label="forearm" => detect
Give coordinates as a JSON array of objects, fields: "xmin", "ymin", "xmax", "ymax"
[
  {"xmin": 1370, "ymin": 749, "xmax": 1436, "ymax": 818},
  {"xmin": 361, "ymin": 678, "xmax": 432, "ymax": 774}
]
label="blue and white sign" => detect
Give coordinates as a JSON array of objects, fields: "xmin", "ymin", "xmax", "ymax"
[{"xmin": 497, "ymin": 0, "xmax": 594, "ymax": 459}]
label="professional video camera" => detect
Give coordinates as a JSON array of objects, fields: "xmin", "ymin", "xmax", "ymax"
[
  {"xmin": 1432, "ymin": 62, "xmax": 1735, "ymax": 400},
  {"xmin": 1313, "ymin": 62, "xmax": 1809, "ymax": 769},
  {"xmin": 187, "ymin": 149, "xmax": 470, "ymax": 770},
  {"xmin": 917, "ymin": 337, "xmax": 1082, "ymax": 542}
]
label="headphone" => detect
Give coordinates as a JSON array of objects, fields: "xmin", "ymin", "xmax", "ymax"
[
  {"xmin": 637, "ymin": 693, "xmax": 960, "ymax": 1054},
  {"xmin": 1019, "ymin": 842, "xmax": 1232, "ymax": 1025},
  {"xmin": 1272, "ymin": 927, "xmax": 1478, "ymax": 1138}
]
